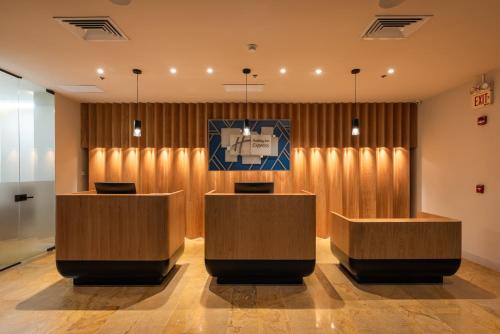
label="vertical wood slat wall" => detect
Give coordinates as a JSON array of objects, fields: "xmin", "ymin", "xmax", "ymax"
[
  {"xmin": 82, "ymin": 102, "xmax": 417, "ymax": 149},
  {"xmin": 82, "ymin": 102, "xmax": 416, "ymax": 238}
]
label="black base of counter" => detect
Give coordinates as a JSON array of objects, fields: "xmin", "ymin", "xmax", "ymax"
[
  {"xmin": 205, "ymin": 259, "xmax": 315, "ymax": 284},
  {"xmin": 56, "ymin": 244, "xmax": 184, "ymax": 285},
  {"xmin": 331, "ymin": 244, "xmax": 460, "ymax": 284}
]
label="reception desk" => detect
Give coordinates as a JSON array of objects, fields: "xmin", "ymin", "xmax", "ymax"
[
  {"xmin": 205, "ymin": 191, "xmax": 316, "ymax": 283},
  {"xmin": 330, "ymin": 212, "xmax": 461, "ymax": 283},
  {"xmin": 56, "ymin": 190, "xmax": 185, "ymax": 285}
]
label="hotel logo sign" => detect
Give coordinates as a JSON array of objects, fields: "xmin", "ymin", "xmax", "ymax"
[
  {"xmin": 208, "ymin": 119, "xmax": 290, "ymax": 171},
  {"xmin": 250, "ymin": 135, "xmax": 272, "ymax": 156}
]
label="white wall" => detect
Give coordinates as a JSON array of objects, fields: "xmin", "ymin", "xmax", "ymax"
[
  {"xmin": 55, "ymin": 94, "xmax": 82, "ymax": 194},
  {"xmin": 417, "ymin": 68, "xmax": 500, "ymax": 271}
]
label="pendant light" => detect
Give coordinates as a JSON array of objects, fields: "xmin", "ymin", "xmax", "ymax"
[
  {"xmin": 242, "ymin": 68, "xmax": 251, "ymax": 136},
  {"xmin": 351, "ymin": 68, "xmax": 361, "ymax": 136},
  {"xmin": 132, "ymin": 68, "xmax": 142, "ymax": 137}
]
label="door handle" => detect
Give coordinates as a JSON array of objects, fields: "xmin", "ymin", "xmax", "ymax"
[{"xmin": 14, "ymin": 194, "xmax": 35, "ymax": 202}]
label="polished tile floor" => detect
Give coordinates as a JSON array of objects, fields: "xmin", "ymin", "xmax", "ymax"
[{"xmin": 0, "ymin": 238, "xmax": 499, "ymax": 334}]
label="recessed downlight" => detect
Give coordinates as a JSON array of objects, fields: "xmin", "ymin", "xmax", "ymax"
[
  {"xmin": 169, "ymin": 67, "xmax": 177, "ymax": 74},
  {"xmin": 279, "ymin": 67, "xmax": 287, "ymax": 74},
  {"xmin": 387, "ymin": 68, "xmax": 395, "ymax": 75},
  {"xmin": 96, "ymin": 68, "xmax": 104, "ymax": 75},
  {"xmin": 315, "ymin": 68, "xmax": 323, "ymax": 75},
  {"xmin": 206, "ymin": 67, "xmax": 214, "ymax": 74}
]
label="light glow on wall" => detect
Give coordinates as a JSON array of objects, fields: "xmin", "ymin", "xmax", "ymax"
[{"xmin": 88, "ymin": 146, "xmax": 410, "ymax": 233}]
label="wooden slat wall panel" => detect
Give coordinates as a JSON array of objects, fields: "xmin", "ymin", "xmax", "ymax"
[
  {"xmin": 82, "ymin": 102, "xmax": 415, "ymax": 238},
  {"xmin": 81, "ymin": 102, "xmax": 417, "ymax": 149},
  {"xmin": 376, "ymin": 147, "xmax": 394, "ymax": 217},
  {"xmin": 88, "ymin": 147, "xmax": 409, "ymax": 238},
  {"xmin": 80, "ymin": 104, "xmax": 89, "ymax": 148},
  {"xmin": 359, "ymin": 148, "xmax": 377, "ymax": 218}
]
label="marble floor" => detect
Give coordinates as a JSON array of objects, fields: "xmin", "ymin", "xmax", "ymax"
[
  {"xmin": 0, "ymin": 237, "xmax": 54, "ymax": 271},
  {"xmin": 0, "ymin": 238, "xmax": 499, "ymax": 334}
]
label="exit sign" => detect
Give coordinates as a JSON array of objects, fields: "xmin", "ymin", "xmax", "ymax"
[{"xmin": 471, "ymin": 88, "xmax": 492, "ymax": 109}]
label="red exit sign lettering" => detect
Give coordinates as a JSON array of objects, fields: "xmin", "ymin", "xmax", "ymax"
[{"xmin": 471, "ymin": 89, "xmax": 492, "ymax": 109}]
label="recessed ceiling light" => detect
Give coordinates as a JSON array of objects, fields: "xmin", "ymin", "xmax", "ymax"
[
  {"xmin": 206, "ymin": 67, "xmax": 214, "ymax": 74},
  {"xmin": 96, "ymin": 68, "xmax": 104, "ymax": 75},
  {"xmin": 387, "ymin": 68, "xmax": 395, "ymax": 75},
  {"xmin": 315, "ymin": 68, "xmax": 323, "ymax": 75},
  {"xmin": 280, "ymin": 67, "xmax": 287, "ymax": 74},
  {"xmin": 169, "ymin": 67, "xmax": 177, "ymax": 74}
]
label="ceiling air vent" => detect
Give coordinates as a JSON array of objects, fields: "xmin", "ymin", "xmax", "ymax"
[
  {"xmin": 58, "ymin": 85, "xmax": 103, "ymax": 93},
  {"xmin": 362, "ymin": 15, "xmax": 432, "ymax": 40},
  {"xmin": 54, "ymin": 16, "xmax": 128, "ymax": 41}
]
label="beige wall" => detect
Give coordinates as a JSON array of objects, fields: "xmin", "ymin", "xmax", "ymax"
[
  {"xmin": 55, "ymin": 94, "xmax": 82, "ymax": 194},
  {"xmin": 417, "ymin": 68, "xmax": 500, "ymax": 271}
]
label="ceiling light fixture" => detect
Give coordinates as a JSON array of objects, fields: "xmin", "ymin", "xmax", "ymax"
[
  {"xmin": 387, "ymin": 68, "xmax": 395, "ymax": 75},
  {"xmin": 96, "ymin": 68, "xmax": 105, "ymax": 80},
  {"xmin": 280, "ymin": 67, "xmax": 287, "ymax": 74},
  {"xmin": 132, "ymin": 68, "xmax": 142, "ymax": 137},
  {"xmin": 243, "ymin": 68, "xmax": 252, "ymax": 136},
  {"xmin": 351, "ymin": 68, "xmax": 361, "ymax": 136},
  {"xmin": 315, "ymin": 68, "xmax": 323, "ymax": 75},
  {"xmin": 243, "ymin": 119, "xmax": 251, "ymax": 136},
  {"xmin": 206, "ymin": 67, "xmax": 214, "ymax": 74},
  {"xmin": 169, "ymin": 67, "xmax": 177, "ymax": 74}
]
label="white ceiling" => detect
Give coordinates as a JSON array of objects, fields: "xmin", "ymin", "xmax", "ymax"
[{"xmin": 0, "ymin": 0, "xmax": 499, "ymax": 103}]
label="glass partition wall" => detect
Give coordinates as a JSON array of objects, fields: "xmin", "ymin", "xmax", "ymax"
[{"xmin": 0, "ymin": 70, "xmax": 55, "ymax": 270}]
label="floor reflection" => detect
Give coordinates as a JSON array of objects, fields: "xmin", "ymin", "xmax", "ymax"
[
  {"xmin": 16, "ymin": 264, "xmax": 187, "ymax": 311},
  {"xmin": 0, "ymin": 238, "xmax": 497, "ymax": 334}
]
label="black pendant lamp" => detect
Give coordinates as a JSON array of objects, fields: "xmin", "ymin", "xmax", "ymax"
[
  {"xmin": 242, "ymin": 68, "xmax": 251, "ymax": 136},
  {"xmin": 132, "ymin": 68, "xmax": 142, "ymax": 137},
  {"xmin": 351, "ymin": 68, "xmax": 361, "ymax": 136}
]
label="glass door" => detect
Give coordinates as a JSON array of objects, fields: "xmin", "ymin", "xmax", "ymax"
[
  {"xmin": 0, "ymin": 71, "xmax": 55, "ymax": 271},
  {"xmin": 0, "ymin": 71, "xmax": 21, "ymax": 270}
]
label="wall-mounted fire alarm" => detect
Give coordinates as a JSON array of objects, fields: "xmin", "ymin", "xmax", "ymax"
[
  {"xmin": 476, "ymin": 184, "xmax": 485, "ymax": 194},
  {"xmin": 477, "ymin": 115, "xmax": 488, "ymax": 126}
]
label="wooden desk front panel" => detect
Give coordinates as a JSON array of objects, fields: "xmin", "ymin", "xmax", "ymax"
[
  {"xmin": 330, "ymin": 212, "xmax": 461, "ymax": 260},
  {"xmin": 205, "ymin": 194, "xmax": 316, "ymax": 260},
  {"xmin": 56, "ymin": 193, "xmax": 185, "ymax": 261}
]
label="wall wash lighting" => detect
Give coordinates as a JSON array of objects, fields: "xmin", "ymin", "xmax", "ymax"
[
  {"xmin": 351, "ymin": 68, "xmax": 361, "ymax": 136},
  {"xmin": 132, "ymin": 68, "xmax": 142, "ymax": 137}
]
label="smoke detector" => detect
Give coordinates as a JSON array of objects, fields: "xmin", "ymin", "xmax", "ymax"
[
  {"xmin": 110, "ymin": 0, "xmax": 132, "ymax": 5},
  {"xmin": 54, "ymin": 16, "xmax": 128, "ymax": 41},
  {"xmin": 362, "ymin": 15, "xmax": 432, "ymax": 40},
  {"xmin": 247, "ymin": 43, "xmax": 258, "ymax": 53}
]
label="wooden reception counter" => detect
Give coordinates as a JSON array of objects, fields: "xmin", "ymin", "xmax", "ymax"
[
  {"xmin": 330, "ymin": 211, "xmax": 461, "ymax": 283},
  {"xmin": 205, "ymin": 191, "xmax": 316, "ymax": 283},
  {"xmin": 56, "ymin": 190, "xmax": 185, "ymax": 285}
]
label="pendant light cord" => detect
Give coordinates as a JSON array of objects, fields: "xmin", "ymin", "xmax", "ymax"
[
  {"xmin": 354, "ymin": 73, "xmax": 357, "ymax": 105},
  {"xmin": 245, "ymin": 73, "xmax": 248, "ymax": 113},
  {"xmin": 136, "ymin": 73, "xmax": 139, "ymax": 105},
  {"xmin": 354, "ymin": 72, "xmax": 358, "ymax": 115}
]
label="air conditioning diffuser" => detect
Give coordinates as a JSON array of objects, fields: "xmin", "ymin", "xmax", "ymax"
[
  {"xmin": 54, "ymin": 16, "xmax": 128, "ymax": 41},
  {"xmin": 362, "ymin": 15, "xmax": 432, "ymax": 40}
]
